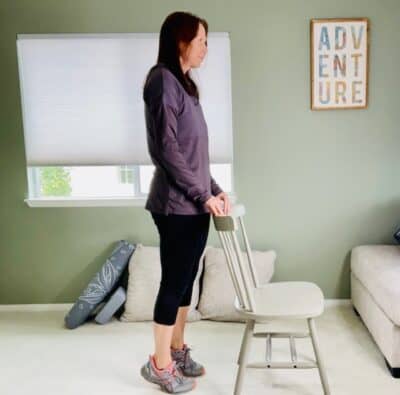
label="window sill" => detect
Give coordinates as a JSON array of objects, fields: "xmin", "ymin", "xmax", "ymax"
[
  {"xmin": 24, "ymin": 193, "xmax": 237, "ymax": 208},
  {"xmin": 24, "ymin": 196, "xmax": 147, "ymax": 207}
]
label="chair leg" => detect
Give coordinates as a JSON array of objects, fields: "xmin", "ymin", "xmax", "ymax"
[
  {"xmin": 237, "ymin": 319, "xmax": 252, "ymax": 365},
  {"xmin": 234, "ymin": 320, "xmax": 255, "ymax": 395},
  {"xmin": 308, "ymin": 318, "xmax": 331, "ymax": 395}
]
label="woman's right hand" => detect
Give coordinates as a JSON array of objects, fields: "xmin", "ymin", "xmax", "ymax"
[{"xmin": 205, "ymin": 196, "xmax": 225, "ymax": 216}]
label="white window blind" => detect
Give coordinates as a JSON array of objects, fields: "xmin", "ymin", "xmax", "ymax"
[{"xmin": 16, "ymin": 32, "xmax": 233, "ymax": 167}]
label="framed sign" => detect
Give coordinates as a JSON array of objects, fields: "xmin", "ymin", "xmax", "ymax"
[{"xmin": 310, "ymin": 18, "xmax": 369, "ymax": 110}]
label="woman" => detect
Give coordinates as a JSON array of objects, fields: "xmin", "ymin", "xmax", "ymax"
[{"xmin": 140, "ymin": 11, "xmax": 231, "ymax": 394}]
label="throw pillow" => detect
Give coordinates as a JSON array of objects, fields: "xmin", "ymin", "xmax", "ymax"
[
  {"xmin": 120, "ymin": 244, "xmax": 206, "ymax": 322},
  {"xmin": 64, "ymin": 240, "xmax": 135, "ymax": 329},
  {"xmin": 198, "ymin": 246, "xmax": 276, "ymax": 322}
]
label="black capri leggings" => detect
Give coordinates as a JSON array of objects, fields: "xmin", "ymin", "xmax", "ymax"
[{"xmin": 151, "ymin": 211, "xmax": 211, "ymax": 326}]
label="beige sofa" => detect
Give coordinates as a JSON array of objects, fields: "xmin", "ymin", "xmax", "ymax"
[{"xmin": 351, "ymin": 245, "xmax": 400, "ymax": 378}]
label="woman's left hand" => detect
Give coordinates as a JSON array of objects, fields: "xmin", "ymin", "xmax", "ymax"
[{"xmin": 215, "ymin": 192, "xmax": 231, "ymax": 215}]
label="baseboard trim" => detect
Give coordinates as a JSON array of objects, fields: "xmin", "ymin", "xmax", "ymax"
[
  {"xmin": 0, "ymin": 303, "xmax": 73, "ymax": 311},
  {"xmin": 0, "ymin": 299, "xmax": 351, "ymax": 312},
  {"xmin": 324, "ymin": 299, "xmax": 351, "ymax": 307}
]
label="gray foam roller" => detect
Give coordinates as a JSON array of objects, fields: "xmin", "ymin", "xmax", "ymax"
[{"xmin": 94, "ymin": 286, "xmax": 126, "ymax": 325}]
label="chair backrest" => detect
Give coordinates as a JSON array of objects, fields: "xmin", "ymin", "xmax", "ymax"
[{"xmin": 212, "ymin": 204, "xmax": 259, "ymax": 313}]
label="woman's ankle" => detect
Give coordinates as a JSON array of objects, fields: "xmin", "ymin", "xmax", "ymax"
[
  {"xmin": 170, "ymin": 342, "xmax": 184, "ymax": 351},
  {"xmin": 153, "ymin": 354, "xmax": 173, "ymax": 370}
]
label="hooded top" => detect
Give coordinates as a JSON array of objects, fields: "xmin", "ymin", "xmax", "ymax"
[{"xmin": 143, "ymin": 63, "xmax": 223, "ymax": 215}]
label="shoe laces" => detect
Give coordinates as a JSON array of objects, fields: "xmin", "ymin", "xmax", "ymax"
[
  {"xmin": 159, "ymin": 361, "xmax": 184, "ymax": 385},
  {"xmin": 173, "ymin": 344, "xmax": 193, "ymax": 369}
]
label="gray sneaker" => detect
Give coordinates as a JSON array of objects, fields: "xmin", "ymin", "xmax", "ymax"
[
  {"xmin": 140, "ymin": 354, "xmax": 196, "ymax": 393},
  {"xmin": 171, "ymin": 344, "xmax": 206, "ymax": 377}
]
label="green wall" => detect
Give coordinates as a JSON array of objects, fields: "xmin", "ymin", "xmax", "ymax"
[{"xmin": 1, "ymin": 0, "xmax": 399, "ymax": 303}]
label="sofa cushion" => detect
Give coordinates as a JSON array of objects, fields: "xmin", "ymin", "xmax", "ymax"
[
  {"xmin": 120, "ymin": 244, "xmax": 203, "ymax": 322},
  {"xmin": 351, "ymin": 245, "xmax": 400, "ymax": 325},
  {"xmin": 198, "ymin": 246, "xmax": 276, "ymax": 322}
]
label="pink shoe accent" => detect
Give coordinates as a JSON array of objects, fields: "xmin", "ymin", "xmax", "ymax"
[{"xmin": 151, "ymin": 355, "xmax": 175, "ymax": 374}]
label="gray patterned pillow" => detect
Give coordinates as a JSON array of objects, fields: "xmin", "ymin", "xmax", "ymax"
[
  {"xmin": 64, "ymin": 240, "xmax": 135, "ymax": 329},
  {"xmin": 394, "ymin": 227, "xmax": 400, "ymax": 243}
]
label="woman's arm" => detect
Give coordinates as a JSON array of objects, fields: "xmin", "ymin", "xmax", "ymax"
[{"xmin": 145, "ymin": 70, "xmax": 212, "ymax": 205}]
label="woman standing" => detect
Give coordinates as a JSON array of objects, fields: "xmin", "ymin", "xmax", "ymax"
[{"xmin": 140, "ymin": 11, "xmax": 231, "ymax": 394}]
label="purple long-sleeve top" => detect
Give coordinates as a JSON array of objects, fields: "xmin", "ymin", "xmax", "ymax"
[{"xmin": 143, "ymin": 63, "xmax": 223, "ymax": 215}]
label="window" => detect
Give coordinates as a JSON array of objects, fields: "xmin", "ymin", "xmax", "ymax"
[
  {"xmin": 17, "ymin": 33, "xmax": 235, "ymax": 207},
  {"xmin": 118, "ymin": 165, "xmax": 135, "ymax": 185},
  {"xmin": 25, "ymin": 164, "xmax": 234, "ymax": 206}
]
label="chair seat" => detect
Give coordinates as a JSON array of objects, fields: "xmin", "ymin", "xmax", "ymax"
[{"xmin": 234, "ymin": 281, "xmax": 324, "ymax": 320}]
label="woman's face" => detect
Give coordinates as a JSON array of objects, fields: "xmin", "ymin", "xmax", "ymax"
[{"xmin": 179, "ymin": 23, "xmax": 208, "ymax": 71}]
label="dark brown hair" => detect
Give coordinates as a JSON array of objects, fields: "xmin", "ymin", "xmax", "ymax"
[{"xmin": 144, "ymin": 11, "xmax": 208, "ymax": 100}]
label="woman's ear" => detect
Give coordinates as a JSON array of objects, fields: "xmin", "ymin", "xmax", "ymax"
[{"xmin": 178, "ymin": 41, "xmax": 188, "ymax": 59}]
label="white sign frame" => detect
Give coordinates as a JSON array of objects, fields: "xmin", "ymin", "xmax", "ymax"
[{"xmin": 310, "ymin": 18, "xmax": 370, "ymax": 110}]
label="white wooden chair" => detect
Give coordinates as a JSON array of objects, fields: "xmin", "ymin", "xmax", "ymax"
[{"xmin": 212, "ymin": 204, "xmax": 331, "ymax": 395}]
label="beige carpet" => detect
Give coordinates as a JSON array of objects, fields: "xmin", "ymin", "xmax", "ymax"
[{"xmin": 0, "ymin": 303, "xmax": 398, "ymax": 394}]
